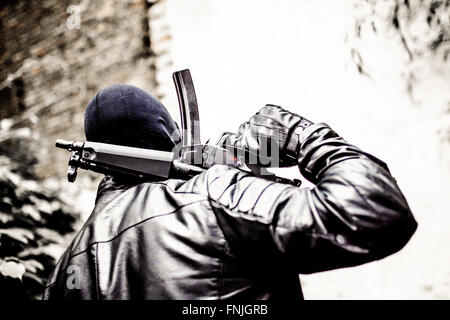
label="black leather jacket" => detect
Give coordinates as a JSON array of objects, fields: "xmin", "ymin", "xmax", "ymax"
[{"xmin": 43, "ymin": 123, "xmax": 417, "ymax": 300}]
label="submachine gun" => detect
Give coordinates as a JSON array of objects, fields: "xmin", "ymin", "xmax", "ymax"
[{"xmin": 56, "ymin": 69, "xmax": 301, "ymax": 187}]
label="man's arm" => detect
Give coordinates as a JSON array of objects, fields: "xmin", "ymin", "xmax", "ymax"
[{"xmin": 204, "ymin": 106, "xmax": 417, "ymax": 274}]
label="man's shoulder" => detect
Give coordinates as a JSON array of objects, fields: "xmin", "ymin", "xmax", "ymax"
[
  {"xmin": 92, "ymin": 176, "xmax": 205, "ymax": 227},
  {"xmin": 63, "ymin": 167, "xmax": 251, "ymax": 259},
  {"xmin": 44, "ymin": 174, "xmax": 218, "ymax": 292}
]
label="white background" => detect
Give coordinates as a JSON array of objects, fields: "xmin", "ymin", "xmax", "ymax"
[{"xmin": 158, "ymin": 0, "xmax": 450, "ymax": 299}]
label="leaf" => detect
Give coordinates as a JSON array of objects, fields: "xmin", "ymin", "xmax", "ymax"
[
  {"xmin": 0, "ymin": 260, "xmax": 26, "ymax": 280},
  {"xmin": 34, "ymin": 228, "xmax": 62, "ymax": 244},
  {"xmin": 21, "ymin": 259, "xmax": 45, "ymax": 274},
  {"xmin": 20, "ymin": 204, "xmax": 42, "ymax": 221},
  {"xmin": 23, "ymin": 271, "xmax": 45, "ymax": 286},
  {"xmin": 17, "ymin": 244, "xmax": 63, "ymax": 262},
  {"xmin": 0, "ymin": 228, "xmax": 35, "ymax": 245},
  {"xmin": 0, "ymin": 212, "xmax": 13, "ymax": 224}
]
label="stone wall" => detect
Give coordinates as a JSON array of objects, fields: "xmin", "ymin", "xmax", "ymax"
[{"xmin": 0, "ymin": 0, "xmax": 169, "ymax": 178}]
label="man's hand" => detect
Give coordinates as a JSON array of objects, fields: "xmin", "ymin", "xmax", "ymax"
[{"xmin": 222, "ymin": 104, "xmax": 313, "ymax": 167}]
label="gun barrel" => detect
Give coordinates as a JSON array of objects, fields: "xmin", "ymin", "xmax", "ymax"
[
  {"xmin": 55, "ymin": 139, "xmax": 73, "ymax": 150},
  {"xmin": 56, "ymin": 139, "xmax": 85, "ymax": 152}
]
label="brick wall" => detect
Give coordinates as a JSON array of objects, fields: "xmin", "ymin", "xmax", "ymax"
[{"xmin": 0, "ymin": 0, "xmax": 167, "ymax": 178}]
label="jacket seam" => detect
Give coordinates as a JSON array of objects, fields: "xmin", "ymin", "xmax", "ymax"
[
  {"xmin": 216, "ymin": 174, "xmax": 248, "ymax": 203},
  {"xmin": 44, "ymin": 199, "xmax": 210, "ymax": 290},
  {"xmin": 94, "ymin": 243, "xmax": 100, "ymax": 300},
  {"xmin": 70, "ymin": 199, "xmax": 209, "ymax": 258},
  {"xmin": 267, "ymin": 185, "xmax": 295, "ymax": 223},
  {"xmin": 230, "ymin": 179, "xmax": 256, "ymax": 210},
  {"xmin": 217, "ymin": 240, "xmax": 227, "ymax": 300}
]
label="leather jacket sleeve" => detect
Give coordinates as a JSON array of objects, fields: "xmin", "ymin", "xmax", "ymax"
[{"xmin": 205, "ymin": 123, "xmax": 417, "ymax": 274}]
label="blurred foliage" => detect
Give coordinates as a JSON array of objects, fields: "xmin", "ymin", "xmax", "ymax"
[
  {"xmin": 350, "ymin": 0, "xmax": 450, "ymax": 152},
  {"xmin": 351, "ymin": 0, "xmax": 450, "ymax": 75},
  {"xmin": 0, "ymin": 120, "xmax": 79, "ymax": 299}
]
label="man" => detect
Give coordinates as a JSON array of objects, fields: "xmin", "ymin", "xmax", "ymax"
[{"xmin": 43, "ymin": 84, "xmax": 417, "ymax": 300}]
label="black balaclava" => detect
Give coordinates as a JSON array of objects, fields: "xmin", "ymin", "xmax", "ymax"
[{"xmin": 84, "ymin": 84, "xmax": 181, "ymax": 152}]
